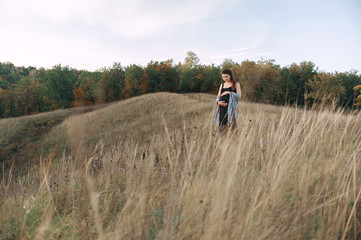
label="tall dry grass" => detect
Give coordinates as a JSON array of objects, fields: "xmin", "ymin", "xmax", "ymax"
[{"xmin": 1, "ymin": 93, "xmax": 361, "ymax": 239}]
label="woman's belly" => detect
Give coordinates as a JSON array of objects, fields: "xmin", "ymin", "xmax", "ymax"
[{"xmin": 219, "ymin": 94, "xmax": 229, "ymax": 103}]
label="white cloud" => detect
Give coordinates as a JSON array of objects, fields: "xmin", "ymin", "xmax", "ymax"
[
  {"xmin": 211, "ymin": 51, "xmax": 254, "ymax": 60},
  {"xmin": 210, "ymin": 50, "xmax": 275, "ymax": 62},
  {"xmin": 1, "ymin": 0, "xmax": 359, "ymax": 72},
  {"xmin": 212, "ymin": 45, "xmax": 259, "ymax": 60},
  {"xmin": 207, "ymin": 18, "xmax": 274, "ymax": 63},
  {"xmin": 222, "ymin": 46, "xmax": 257, "ymax": 54},
  {"xmin": 0, "ymin": 0, "xmax": 238, "ymax": 69},
  {"xmin": 0, "ymin": 0, "xmax": 238, "ymax": 39}
]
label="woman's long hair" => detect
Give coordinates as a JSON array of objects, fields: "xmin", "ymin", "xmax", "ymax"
[{"xmin": 221, "ymin": 69, "xmax": 236, "ymax": 91}]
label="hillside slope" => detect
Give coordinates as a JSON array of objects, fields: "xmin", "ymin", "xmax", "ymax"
[
  {"xmin": 1, "ymin": 92, "xmax": 361, "ymax": 239},
  {"xmin": 0, "ymin": 93, "xmax": 217, "ymax": 174},
  {"xmin": 0, "ymin": 104, "xmax": 106, "ymax": 172}
]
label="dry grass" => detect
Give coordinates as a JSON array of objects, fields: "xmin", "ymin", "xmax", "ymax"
[
  {"xmin": 1, "ymin": 92, "xmax": 361, "ymax": 239},
  {"xmin": 0, "ymin": 104, "xmax": 108, "ymax": 175}
]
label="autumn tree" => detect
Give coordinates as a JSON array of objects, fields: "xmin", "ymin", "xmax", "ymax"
[
  {"xmin": 183, "ymin": 51, "xmax": 200, "ymax": 69},
  {"xmin": 72, "ymin": 87, "xmax": 89, "ymax": 107},
  {"xmin": 353, "ymin": 85, "xmax": 361, "ymax": 108},
  {"xmin": 75, "ymin": 70, "xmax": 101, "ymax": 104},
  {"xmin": 238, "ymin": 60, "xmax": 261, "ymax": 101},
  {"xmin": 123, "ymin": 64, "xmax": 145, "ymax": 97},
  {"xmin": 1, "ymin": 59, "xmax": 360, "ymax": 118},
  {"xmin": 307, "ymin": 72, "xmax": 345, "ymax": 107},
  {"xmin": 254, "ymin": 59, "xmax": 282, "ymax": 103}
]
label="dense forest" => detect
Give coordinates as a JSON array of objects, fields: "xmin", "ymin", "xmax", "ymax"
[{"xmin": 1, "ymin": 51, "xmax": 361, "ymax": 118}]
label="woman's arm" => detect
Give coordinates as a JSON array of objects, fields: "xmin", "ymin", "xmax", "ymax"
[
  {"xmin": 217, "ymin": 84, "xmax": 222, "ymax": 99},
  {"xmin": 216, "ymin": 84, "xmax": 228, "ymax": 106},
  {"xmin": 236, "ymin": 82, "xmax": 242, "ymax": 98}
]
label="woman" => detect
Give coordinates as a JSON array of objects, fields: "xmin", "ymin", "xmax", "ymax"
[{"xmin": 214, "ymin": 69, "xmax": 241, "ymax": 131}]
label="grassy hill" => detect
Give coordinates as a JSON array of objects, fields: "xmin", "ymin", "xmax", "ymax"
[
  {"xmin": 1, "ymin": 92, "xmax": 361, "ymax": 239},
  {"xmin": 0, "ymin": 104, "xmax": 107, "ymax": 175},
  {"xmin": 0, "ymin": 93, "xmax": 215, "ymax": 175}
]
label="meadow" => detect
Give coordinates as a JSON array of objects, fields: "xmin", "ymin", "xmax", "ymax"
[{"xmin": 0, "ymin": 92, "xmax": 360, "ymax": 239}]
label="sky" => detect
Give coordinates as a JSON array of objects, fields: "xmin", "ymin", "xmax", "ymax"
[{"xmin": 0, "ymin": 0, "xmax": 360, "ymax": 73}]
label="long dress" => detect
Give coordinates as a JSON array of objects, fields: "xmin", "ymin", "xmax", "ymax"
[{"xmin": 219, "ymin": 83, "xmax": 237, "ymax": 127}]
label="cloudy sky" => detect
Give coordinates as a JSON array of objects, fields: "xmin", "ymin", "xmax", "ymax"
[{"xmin": 0, "ymin": 0, "xmax": 360, "ymax": 72}]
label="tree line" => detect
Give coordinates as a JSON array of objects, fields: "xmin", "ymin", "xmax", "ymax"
[{"xmin": 1, "ymin": 51, "xmax": 361, "ymax": 118}]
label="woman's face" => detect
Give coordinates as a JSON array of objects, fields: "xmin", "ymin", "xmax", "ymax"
[{"xmin": 222, "ymin": 74, "xmax": 231, "ymax": 82}]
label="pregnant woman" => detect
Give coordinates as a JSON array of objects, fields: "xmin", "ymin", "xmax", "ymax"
[{"xmin": 214, "ymin": 69, "xmax": 241, "ymax": 131}]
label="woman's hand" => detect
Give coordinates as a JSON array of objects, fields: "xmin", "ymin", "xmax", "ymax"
[
  {"xmin": 218, "ymin": 101, "xmax": 228, "ymax": 107},
  {"xmin": 221, "ymin": 91, "xmax": 231, "ymax": 96}
]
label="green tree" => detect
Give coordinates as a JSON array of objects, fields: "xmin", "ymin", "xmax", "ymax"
[
  {"xmin": 45, "ymin": 64, "xmax": 77, "ymax": 109},
  {"xmin": 0, "ymin": 88, "xmax": 8, "ymax": 117},
  {"xmin": 180, "ymin": 66, "xmax": 204, "ymax": 92},
  {"xmin": 15, "ymin": 70, "xmax": 48, "ymax": 115},
  {"xmin": 180, "ymin": 52, "xmax": 202, "ymax": 92},
  {"xmin": 201, "ymin": 64, "xmax": 221, "ymax": 93},
  {"xmin": 0, "ymin": 84, "xmax": 18, "ymax": 117},
  {"xmin": 0, "ymin": 75, "xmax": 10, "ymax": 89},
  {"xmin": 288, "ymin": 61, "xmax": 317, "ymax": 106},
  {"xmin": 278, "ymin": 67, "xmax": 298, "ymax": 105},
  {"xmin": 143, "ymin": 60, "xmax": 180, "ymax": 93},
  {"xmin": 221, "ymin": 59, "xmax": 236, "ymax": 70},
  {"xmin": 337, "ymin": 70, "xmax": 361, "ymax": 108},
  {"xmin": 100, "ymin": 62, "xmax": 126, "ymax": 102},
  {"xmin": 0, "ymin": 62, "xmax": 20, "ymax": 86}
]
